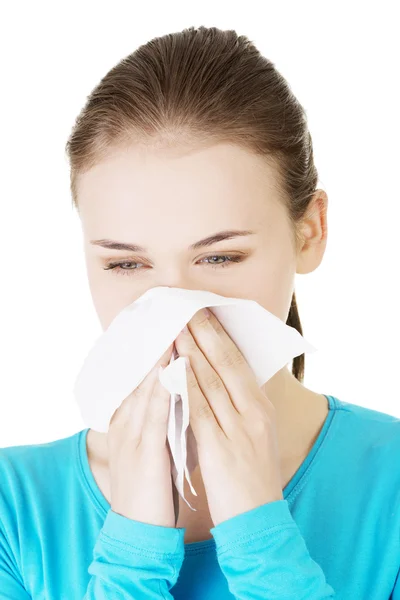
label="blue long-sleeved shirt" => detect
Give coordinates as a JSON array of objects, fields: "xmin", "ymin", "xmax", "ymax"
[{"xmin": 1, "ymin": 393, "xmax": 400, "ymax": 599}]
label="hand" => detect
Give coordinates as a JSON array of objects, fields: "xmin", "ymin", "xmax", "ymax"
[
  {"xmin": 174, "ymin": 308, "xmax": 284, "ymax": 527},
  {"xmin": 107, "ymin": 343, "xmax": 177, "ymax": 528}
]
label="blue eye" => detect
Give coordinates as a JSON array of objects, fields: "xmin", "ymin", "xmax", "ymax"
[{"xmin": 103, "ymin": 255, "xmax": 245, "ymax": 277}]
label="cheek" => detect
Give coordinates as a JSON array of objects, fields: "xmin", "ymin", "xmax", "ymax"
[
  {"xmin": 240, "ymin": 252, "xmax": 295, "ymax": 322},
  {"xmin": 87, "ymin": 269, "xmax": 154, "ymax": 332},
  {"xmin": 83, "ymin": 258, "xmax": 127, "ymax": 331}
]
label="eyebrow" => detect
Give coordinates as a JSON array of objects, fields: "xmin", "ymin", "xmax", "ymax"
[{"xmin": 90, "ymin": 230, "xmax": 256, "ymax": 253}]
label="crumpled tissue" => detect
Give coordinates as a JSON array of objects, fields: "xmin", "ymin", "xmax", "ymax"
[{"xmin": 73, "ymin": 286, "xmax": 316, "ymax": 510}]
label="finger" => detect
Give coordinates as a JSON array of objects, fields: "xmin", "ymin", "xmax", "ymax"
[
  {"xmin": 187, "ymin": 309, "xmax": 261, "ymax": 415},
  {"xmin": 127, "ymin": 344, "xmax": 174, "ymax": 439},
  {"xmin": 175, "ymin": 325, "xmax": 238, "ymax": 437},
  {"xmin": 109, "ymin": 344, "xmax": 174, "ymax": 431},
  {"xmin": 141, "ymin": 365, "xmax": 172, "ymax": 446},
  {"xmin": 109, "ymin": 360, "xmax": 159, "ymax": 437},
  {"xmin": 184, "ymin": 357, "xmax": 223, "ymax": 446}
]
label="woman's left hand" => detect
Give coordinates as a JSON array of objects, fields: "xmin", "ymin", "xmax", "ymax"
[{"xmin": 174, "ymin": 307, "xmax": 284, "ymax": 527}]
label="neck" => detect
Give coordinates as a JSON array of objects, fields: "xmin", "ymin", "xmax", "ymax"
[
  {"xmin": 261, "ymin": 364, "xmax": 327, "ymax": 460},
  {"xmin": 261, "ymin": 364, "xmax": 305, "ymax": 413}
]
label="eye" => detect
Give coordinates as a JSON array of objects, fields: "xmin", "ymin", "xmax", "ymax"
[
  {"xmin": 103, "ymin": 254, "xmax": 246, "ymax": 277},
  {"xmin": 200, "ymin": 255, "xmax": 244, "ymax": 267},
  {"xmin": 103, "ymin": 261, "xmax": 143, "ymax": 276}
]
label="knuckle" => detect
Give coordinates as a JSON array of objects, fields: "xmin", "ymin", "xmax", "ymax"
[
  {"xmin": 186, "ymin": 337, "xmax": 199, "ymax": 353},
  {"xmin": 195, "ymin": 313, "xmax": 210, "ymax": 329},
  {"xmin": 212, "ymin": 319, "xmax": 224, "ymax": 335},
  {"xmin": 187, "ymin": 372, "xmax": 199, "ymax": 390},
  {"xmin": 219, "ymin": 348, "xmax": 244, "ymax": 368},
  {"xmin": 251, "ymin": 411, "xmax": 271, "ymax": 435},
  {"xmin": 132, "ymin": 384, "xmax": 147, "ymax": 398},
  {"xmin": 195, "ymin": 401, "xmax": 214, "ymax": 420},
  {"xmin": 252, "ymin": 418, "xmax": 268, "ymax": 435},
  {"xmin": 205, "ymin": 372, "xmax": 224, "ymax": 391}
]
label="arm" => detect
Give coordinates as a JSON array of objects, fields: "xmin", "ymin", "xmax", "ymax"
[
  {"xmin": 0, "ymin": 525, "xmax": 31, "ymax": 600},
  {"xmin": 211, "ymin": 500, "xmax": 336, "ymax": 599},
  {"xmin": 84, "ymin": 509, "xmax": 185, "ymax": 599},
  {"xmin": 1, "ymin": 510, "xmax": 185, "ymax": 600},
  {"xmin": 391, "ymin": 563, "xmax": 400, "ymax": 599}
]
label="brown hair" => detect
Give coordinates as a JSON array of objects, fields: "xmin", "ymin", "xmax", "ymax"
[{"xmin": 65, "ymin": 25, "xmax": 320, "ymax": 384}]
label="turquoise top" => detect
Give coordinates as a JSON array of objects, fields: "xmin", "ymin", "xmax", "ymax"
[{"xmin": 1, "ymin": 394, "xmax": 400, "ymax": 598}]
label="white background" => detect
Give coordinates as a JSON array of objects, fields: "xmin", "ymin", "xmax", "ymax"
[{"xmin": 1, "ymin": 0, "xmax": 399, "ymax": 446}]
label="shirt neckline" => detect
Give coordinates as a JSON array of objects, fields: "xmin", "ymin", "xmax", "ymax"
[{"xmin": 77, "ymin": 393, "xmax": 338, "ymax": 555}]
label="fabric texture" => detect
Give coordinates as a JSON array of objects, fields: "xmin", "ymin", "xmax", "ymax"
[{"xmin": 1, "ymin": 394, "xmax": 400, "ymax": 599}]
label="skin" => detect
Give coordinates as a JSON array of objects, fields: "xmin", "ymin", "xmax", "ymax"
[{"xmin": 76, "ymin": 141, "xmax": 329, "ymax": 539}]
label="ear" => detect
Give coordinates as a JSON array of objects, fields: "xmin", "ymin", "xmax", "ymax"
[{"xmin": 296, "ymin": 190, "xmax": 328, "ymax": 275}]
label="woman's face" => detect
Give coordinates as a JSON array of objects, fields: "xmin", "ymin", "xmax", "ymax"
[{"xmin": 77, "ymin": 142, "xmax": 326, "ymax": 331}]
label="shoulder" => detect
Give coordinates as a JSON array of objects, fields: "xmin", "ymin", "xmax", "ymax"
[
  {"xmin": 328, "ymin": 394, "xmax": 400, "ymax": 482},
  {"xmin": 0, "ymin": 430, "xmax": 86, "ymax": 589},
  {"xmin": 0, "ymin": 429, "xmax": 85, "ymax": 523},
  {"xmin": 330, "ymin": 394, "xmax": 400, "ymax": 443},
  {"xmin": 0, "ymin": 429, "xmax": 83, "ymax": 478}
]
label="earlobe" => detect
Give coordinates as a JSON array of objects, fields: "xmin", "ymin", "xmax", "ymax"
[
  {"xmin": 295, "ymin": 234, "xmax": 327, "ymax": 275},
  {"xmin": 295, "ymin": 190, "xmax": 328, "ymax": 275}
]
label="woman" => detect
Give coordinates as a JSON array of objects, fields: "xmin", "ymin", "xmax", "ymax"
[{"xmin": 1, "ymin": 25, "xmax": 399, "ymax": 599}]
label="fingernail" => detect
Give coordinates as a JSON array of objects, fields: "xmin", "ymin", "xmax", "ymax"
[
  {"xmin": 181, "ymin": 324, "xmax": 189, "ymax": 334},
  {"xmin": 203, "ymin": 308, "xmax": 210, "ymax": 318}
]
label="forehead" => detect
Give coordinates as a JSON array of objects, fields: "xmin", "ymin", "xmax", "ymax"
[{"xmin": 77, "ymin": 142, "xmax": 284, "ymax": 240}]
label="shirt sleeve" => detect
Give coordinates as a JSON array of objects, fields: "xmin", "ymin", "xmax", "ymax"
[
  {"xmin": 0, "ymin": 523, "xmax": 31, "ymax": 600},
  {"xmin": 210, "ymin": 499, "xmax": 336, "ymax": 599},
  {"xmin": 391, "ymin": 564, "xmax": 400, "ymax": 598},
  {"xmin": 84, "ymin": 509, "xmax": 185, "ymax": 599}
]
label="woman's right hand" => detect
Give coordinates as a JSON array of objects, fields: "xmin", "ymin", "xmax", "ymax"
[{"xmin": 107, "ymin": 343, "xmax": 176, "ymax": 528}]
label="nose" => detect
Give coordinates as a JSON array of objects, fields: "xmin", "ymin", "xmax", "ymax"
[{"xmin": 152, "ymin": 272, "xmax": 203, "ymax": 292}]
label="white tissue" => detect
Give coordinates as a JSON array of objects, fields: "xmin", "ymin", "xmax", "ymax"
[{"xmin": 73, "ymin": 286, "xmax": 316, "ymax": 510}]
